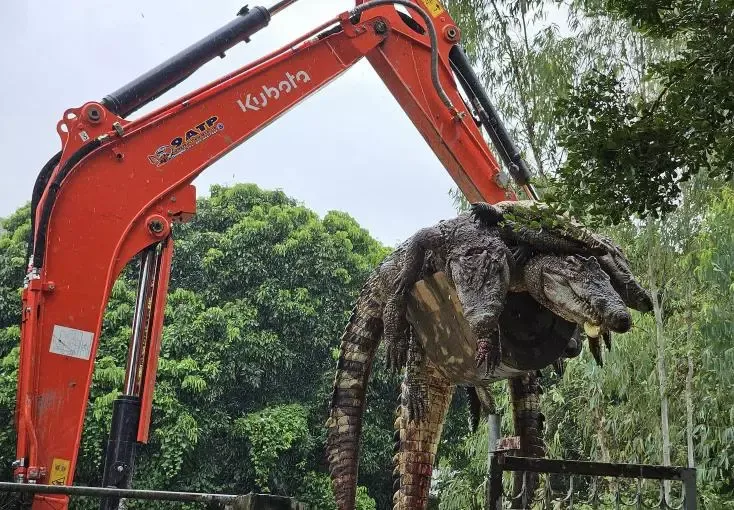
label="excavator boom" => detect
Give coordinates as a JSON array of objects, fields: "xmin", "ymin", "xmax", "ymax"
[{"xmin": 14, "ymin": 1, "xmax": 533, "ymax": 508}]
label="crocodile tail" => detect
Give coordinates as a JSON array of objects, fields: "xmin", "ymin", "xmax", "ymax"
[
  {"xmin": 326, "ymin": 276, "xmax": 384, "ymax": 510},
  {"xmin": 393, "ymin": 362, "xmax": 454, "ymax": 510},
  {"xmin": 509, "ymin": 373, "xmax": 545, "ymax": 509}
]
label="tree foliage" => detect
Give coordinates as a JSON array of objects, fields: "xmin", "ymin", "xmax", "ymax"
[{"xmin": 549, "ymin": 0, "xmax": 734, "ymax": 224}]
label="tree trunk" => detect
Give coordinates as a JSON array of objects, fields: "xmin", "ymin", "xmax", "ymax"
[
  {"xmin": 686, "ymin": 349, "xmax": 695, "ymax": 468},
  {"xmin": 594, "ymin": 406, "xmax": 611, "ymax": 463},
  {"xmin": 648, "ymin": 257, "xmax": 671, "ymax": 502}
]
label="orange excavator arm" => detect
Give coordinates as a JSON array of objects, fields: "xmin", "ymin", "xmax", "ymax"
[{"xmin": 15, "ymin": 1, "xmax": 535, "ymax": 508}]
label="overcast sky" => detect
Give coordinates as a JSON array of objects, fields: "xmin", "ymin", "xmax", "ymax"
[{"xmin": 0, "ymin": 0, "xmax": 477, "ymax": 246}]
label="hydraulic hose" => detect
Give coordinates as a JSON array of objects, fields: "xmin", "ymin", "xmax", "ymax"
[
  {"xmin": 448, "ymin": 44, "xmax": 539, "ymax": 199},
  {"xmin": 27, "ymin": 151, "xmax": 61, "ymax": 263},
  {"xmin": 349, "ymin": 0, "xmax": 459, "ymax": 116},
  {"xmin": 33, "ymin": 139, "xmax": 103, "ymax": 269}
]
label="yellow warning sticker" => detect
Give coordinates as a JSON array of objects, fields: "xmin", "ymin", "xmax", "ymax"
[
  {"xmin": 49, "ymin": 458, "xmax": 70, "ymax": 485},
  {"xmin": 423, "ymin": 0, "xmax": 445, "ymax": 17}
]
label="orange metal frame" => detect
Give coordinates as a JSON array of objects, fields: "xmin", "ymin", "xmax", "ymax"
[{"xmin": 15, "ymin": 1, "xmax": 514, "ymax": 508}]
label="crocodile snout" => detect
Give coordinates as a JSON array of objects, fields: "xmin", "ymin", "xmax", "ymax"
[{"xmin": 607, "ymin": 310, "xmax": 632, "ymax": 332}]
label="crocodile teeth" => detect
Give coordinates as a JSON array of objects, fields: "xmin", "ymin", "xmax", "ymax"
[{"xmin": 584, "ymin": 322, "xmax": 601, "ymax": 338}]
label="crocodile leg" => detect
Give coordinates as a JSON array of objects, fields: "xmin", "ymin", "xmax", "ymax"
[
  {"xmin": 466, "ymin": 385, "xmax": 497, "ymax": 433},
  {"xmin": 405, "ymin": 326, "xmax": 429, "ymax": 423},
  {"xmin": 394, "ymin": 227, "xmax": 443, "ymax": 295},
  {"xmin": 385, "ymin": 227, "xmax": 444, "ymax": 370},
  {"xmin": 508, "ymin": 373, "xmax": 545, "ymax": 509},
  {"xmin": 393, "ymin": 360, "xmax": 454, "ymax": 510},
  {"xmin": 383, "ymin": 294, "xmax": 410, "ymax": 371}
]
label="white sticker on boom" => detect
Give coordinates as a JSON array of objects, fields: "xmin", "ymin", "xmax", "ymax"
[{"xmin": 49, "ymin": 325, "xmax": 94, "ymax": 360}]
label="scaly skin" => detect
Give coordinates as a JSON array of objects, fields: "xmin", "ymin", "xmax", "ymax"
[
  {"xmin": 508, "ymin": 372, "xmax": 544, "ymax": 509},
  {"xmin": 405, "ymin": 328, "xmax": 428, "ymax": 422},
  {"xmin": 326, "ymin": 249, "xmax": 554, "ymax": 510},
  {"xmin": 404, "ymin": 252, "xmax": 637, "ymax": 423},
  {"xmin": 470, "ymin": 200, "xmax": 616, "ymax": 260},
  {"xmin": 472, "ymin": 201, "xmax": 654, "ymax": 315},
  {"xmin": 386, "ymin": 217, "xmax": 516, "ymax": 374},
  {"xmin": 386, "ymin": 209, "xmax": 619, "ymax": 376},
  {"xmin": 394, "ymin": 253, "xmax": 647, "ymax": 509},
  {"xmin": 325, "ymin": 272, "xmax": 384, "ymax": 510},
  {"xmin": 522, "ymin": 254, "xmax": 633, "ymax": 368},
  {"xmin": 393, "ymin": 360, "xmax": 454, "ymax": 510},
  {"xmin": 393, "ymin": 370, "xmax": 546, "ymax": 510}
]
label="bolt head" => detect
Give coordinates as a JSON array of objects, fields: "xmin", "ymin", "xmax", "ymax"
[
  {"xmin": 149, "ymin": 220, "xmax": 164, "ymax": 233},
  {"xmin": 374, "ymin": 20, "xmax": 387, "ymax": 34},
  {"xmin": 444, "ymin": 25, "xmax": 460, "ymax": 42}
]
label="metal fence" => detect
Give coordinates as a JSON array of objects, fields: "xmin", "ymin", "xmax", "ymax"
[
  {"xmin": 487, "ymin": 455, "xmax": 697, "ymax": 510},
  {"xmin": 0, "ymin": 483, "xmax": 307, "ymax": 510}
]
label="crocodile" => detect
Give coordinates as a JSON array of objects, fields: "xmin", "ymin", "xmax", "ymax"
[
  {"xmin": 470, "ymin": 200, "xmax": 653, "ymax": 313},
  {"xmin": 398, "ymin": 254, "xmax": 637, "ymax": 510},
  {"xmin": 469, "ymin": 200, "xmax": 653, "ymax": 367},
  {"xmin": 400, "ymin": 291, "xmax": 579, "ymax": 510},
  {"xmin": 326, "ymin": 249, "xmax": 647, "ymax": 509},
  {"xmin": 382, "ymin": 206, "xmax": 623, "ymax": 377}
]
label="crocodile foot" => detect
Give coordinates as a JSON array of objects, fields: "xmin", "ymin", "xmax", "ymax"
[
  {"xmin": 552, "ymin": 358, "xmax": 565, "ymax": 377},
  {"xmin": 470, "ymin": 202, "xmax": 504, "ymax": 226},
  {"xmin": 383, "ymin": 294, "xmax": 409, "ymax": 371},
  {"xmin": 510, "ymin": 244, "xmax": 532, "ymax": 268},
  {"xmin": 386, "ymin": 339, "xmax": 409, "ymax": 372},
  {"xmin": 406, "ymin": 383, "xmax": 428, "ymax": 423},
  {"xmin": 475, "ymin": 336, "xmax": 501, "ymax": 376}
]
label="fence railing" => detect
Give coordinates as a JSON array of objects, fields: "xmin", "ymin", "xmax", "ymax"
[
  {"xmin": 0, "ymin": 482, "xmax": 307, "ymax": 509},
  {"xmin": 487, "ymin": 454, "xmax": 697, "ymax": 510}
]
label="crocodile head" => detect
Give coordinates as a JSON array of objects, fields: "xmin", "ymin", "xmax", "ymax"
[
  {"xmin": 595, "ymin": 237, "xmax": 653, "ymax": 313},
  {"xmin": 524, "ymin": 254, "xmax": 632, "ymax": 337}
]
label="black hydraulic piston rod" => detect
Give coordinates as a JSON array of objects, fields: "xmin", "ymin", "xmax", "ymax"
[
  {"xmin": 101, "ymin": 4, "xmax": 274, "ymax": 118},
  {"xmin": 448, "ymin": 45, "xmax": 539, "ymax": 200}
]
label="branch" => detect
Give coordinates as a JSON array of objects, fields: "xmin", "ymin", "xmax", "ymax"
[
  {"xmin": 487, "ymin": 0, "xmax": 547, "ymax": 177},
  {"xmin": 642, "ymin": 56, "xmax": 702, "ymax": 120}
]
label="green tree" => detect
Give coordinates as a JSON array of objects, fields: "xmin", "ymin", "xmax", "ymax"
[{"xmin": 549, "ymin": 0, "xmax": 734, "ymax": 224}]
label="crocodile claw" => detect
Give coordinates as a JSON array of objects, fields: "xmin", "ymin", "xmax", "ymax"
[
  {"xmin": 552, "ymin": 358, "xmax": 565, "ymax": 377},
  {"xmin": 475, "ymin": 337, "xmax": 501, "ymax": 375},
  {"xmin": 603, "ymin": 330, "xmax": 612, "ymax": 351},
  {"xmin": 588, "ymin": 336, "xmax": 603, "ymax": 367},
  {"xmin": 406, "ymin": 388, "xmax": 428, "ymax": 423},
  {"xmin": 386, "ymin": 341, "xmax": 408, "ymax": 372},
  {"xmin": 510, "ymin": 244, "xmax": 532, "ymax": 268},
  {"xmin": 394, "ymin": 274, "xmax": 410, "ymax": 296},
  {"xmin": 470, "ymin": 202, "xmax": 504, "ymax": 226}
]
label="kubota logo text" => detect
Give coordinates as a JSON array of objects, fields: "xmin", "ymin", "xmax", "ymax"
[
  {"xmin": 147, "ymin": 116, "xmax": 224, "ymax": 167},
  {"xmin": 235, "ymin": 70, "xmax": 312, "ymax": 112}
]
